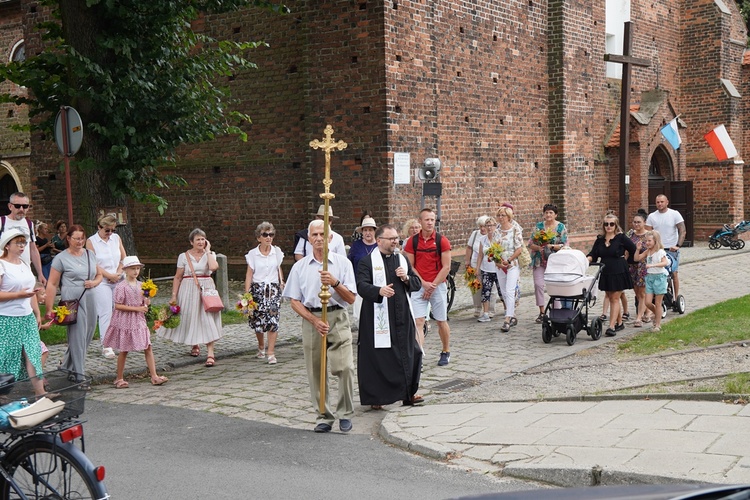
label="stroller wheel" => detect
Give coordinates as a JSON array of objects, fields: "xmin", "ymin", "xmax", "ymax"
[
  {"xmin": 730, "ymin": 239, "xmax": 744, "ymax": 250},
  {"xmin": 566, "ymin": 325, "xmax": 577, "ymax": 346},
  {"xmin": 542, "ymin": 321, "xmax": 553, "ymax": 344},
  {"xmin": 588, "ymin": 317, "xmax": 603, "ymax": 341},
  {"xmin": 708, "ymin": 239, "xmax": 721, "ymax": 250},
  {"xmin": 661, "ymin": 301, "xmax": 668, "ymax": 319},
  {"xmin": 675, "ymin": 295, "xmax": 686, "ymax": 314}
]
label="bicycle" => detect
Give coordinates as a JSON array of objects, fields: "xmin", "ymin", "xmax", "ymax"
[
  {"xmin": 0, "ymin": 369, "xmax": 108, "ymax": 499},
  {"xmin": 424, "ymin": 260, "xmax": 460, "ymax": 336}
]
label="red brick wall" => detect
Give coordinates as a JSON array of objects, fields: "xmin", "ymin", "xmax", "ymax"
[{"xmin": 10, "ymin": 0, "xmax": 749, "ymax": 264}]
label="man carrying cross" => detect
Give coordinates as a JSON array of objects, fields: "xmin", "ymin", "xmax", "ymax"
[{"xmin": 283, "ymin": 219, "xmax": 357, "ymax": 434}]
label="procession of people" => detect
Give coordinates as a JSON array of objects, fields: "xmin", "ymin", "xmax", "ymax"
[{"xmin": 4, "ymin": 189, "xmax": 688, "ymax": 433}]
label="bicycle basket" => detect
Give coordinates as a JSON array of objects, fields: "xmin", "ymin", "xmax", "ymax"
[
  {"xmin": 449, "ymin": 260, "xmax": 461, "ymax": 277},
  {"xmin": 0, "ymin": 369, "xmax": 89, "ymax": 431}
]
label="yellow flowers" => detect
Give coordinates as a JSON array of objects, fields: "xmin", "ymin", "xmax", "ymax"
[
  {"xmin": 463, "ymin": 265, "xmax": 482, "ymax": 294},
  {"xmin": 532, "ymin": 227, "xmax": 557, "ymax": 246},
  {"xmin": 485, "ymin": 242, "xmax": 505, "ymax": 264},
  {"xmin": 52, "ymin": 305, "xmax": 72, "ymax": 324},
  {"xmin": 236, "ymin": 292, "xmax": 258, "ymax": 317},
  {"xmin": 141, "ymin": 279, "xmax": 158, "ymax": 298}
]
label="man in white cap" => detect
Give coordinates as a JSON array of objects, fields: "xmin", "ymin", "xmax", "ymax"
[
  {"xmin": 294, "ymin": 205, "xmax": 347, "ymax": 261},
  {"xmin": 347, "ymin": 216, "xmax": 378, "ymax": 324}
]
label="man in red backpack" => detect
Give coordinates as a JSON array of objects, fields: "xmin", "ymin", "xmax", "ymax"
[
  {"xmin": 404, "ymin": 208, "xmax": 452, "ymax": 366},
  {"xmin": 2, "ymin": 192, "xmax": 46, "ymax": 285}
]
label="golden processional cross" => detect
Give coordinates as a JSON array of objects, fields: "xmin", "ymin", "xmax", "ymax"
[{"xmin": 309, "ymin": 124, "xmax": 347, "ymax": 415}]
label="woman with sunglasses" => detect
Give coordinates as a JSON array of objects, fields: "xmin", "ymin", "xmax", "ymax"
[
  {"xmin": 587, "ymin": 212, "xmax": 637, "ymax": 337},
  {"xmin": 244, "ymin": 222, "xmax": 285, "ymax": 364},
  {"xmin": 86, "ymin": 214, "xmax": 126, "ymax": 360}
]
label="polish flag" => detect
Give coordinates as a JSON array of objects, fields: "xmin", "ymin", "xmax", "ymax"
[{"xmin": 704, "ymin": 124, "xmax": 737, "ymax": 161}]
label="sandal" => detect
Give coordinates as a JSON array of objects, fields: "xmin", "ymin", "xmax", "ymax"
[
  {"xmin": 190, "ymin": 345, "xmax": 200, "ymax": 357},
  {"xmin": 643, "ymin": 315, "xmax": 653, "ymax": 323},
  {"xmin": 371, "ymin": 405, "xmax": 384, "ymax": 410},
  {"xmin": 633, "ymin": 320, "xmax": 643, "ymax": 328},
  {"xmin": 256, "ymin": 349, "xmax": 266, "ymax": 359},
  {"xmin": 267, "ymin": 355, "xmax": 277, "ymax": 365},
  {"xmin": 151, "ymin": 376, "xmax": 169, "ymax": 386},
  {"xmin": 113, "ymin": 379, "xmax": 129, "ymax": 389},
  {"xmin": 205, "ymin": 356, "xmax": 216, "ymax": 367},
  {"xmin": 535, "ymin": 314, "xmax": 543, "ymax": 324},
  {"xmin": 599, "ymin": 314, "xmax": 608, "ymax": 321},
  {"xmin": 509, "ymin": 317, "xmax": 518, "ymax": 327},
  {"xmin": 500, "ymin": 322, "xmax": 510, "ymax": 332},
  {"xmin": 622, "ymin": 312, "xmax": 630, "ymax": 321}
]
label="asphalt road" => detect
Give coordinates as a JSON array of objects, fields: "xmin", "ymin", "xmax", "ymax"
[{"xmin": 82, "ymin": 400, "xmax": 544, "ymax": 499}]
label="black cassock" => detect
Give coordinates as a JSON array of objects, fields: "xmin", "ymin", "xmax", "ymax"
[{"xmin": 356, "ymin": 251, "xmax": 422, "ymax": 406}]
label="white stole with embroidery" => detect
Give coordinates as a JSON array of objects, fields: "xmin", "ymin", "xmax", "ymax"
[{"xmin": 370, "ymin": 251, "xmax": 405, "ymax": 348}]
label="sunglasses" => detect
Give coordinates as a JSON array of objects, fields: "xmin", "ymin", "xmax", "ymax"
[
  {"xmin": 603, "ymin": 222, "xmax": 616, "ymax": 227},
  {"xmin": 100, "ymin": 228, "xmax": 114, "ymax": 234},
  {"xmin": 261, "ymin": 232, "xmax": 275, "ymax": 238},
  {"xmin": 11, "ymin": 204, "xmax": 31, "ymax": 210}
]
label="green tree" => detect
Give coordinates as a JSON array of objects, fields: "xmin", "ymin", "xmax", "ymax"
[
  {"xmin": 739, "ymin": 0, "xmax": 750, "ymax": 39},
  {"xmin": 0, "ymin": 0, "xmax": 287, "ymax": 251}
]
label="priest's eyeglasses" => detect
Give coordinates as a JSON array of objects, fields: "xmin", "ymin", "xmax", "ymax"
[{"xmin": 378, "ymin": 237, "xmax": 399, "ymax": 242}]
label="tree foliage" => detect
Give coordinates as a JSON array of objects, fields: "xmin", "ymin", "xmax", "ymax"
[{"xmin": 0, "ymin": 0, "xmax": 288, "ymax": 214}]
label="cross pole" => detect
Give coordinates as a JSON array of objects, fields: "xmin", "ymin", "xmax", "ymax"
[
  {"xmin": 309, "ymin": 124, "xmax": 347, "ymax": 415},
  {"xmin": 604, "ymin": 21, "xmax": 650, "ymax": 226}
]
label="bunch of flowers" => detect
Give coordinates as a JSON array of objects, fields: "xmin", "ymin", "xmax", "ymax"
[
  {"xmin": 149, "ymin": 303, "xmax": 180, "ymax": 331},
  {"xmin": 463, "ymin": 265, "xmax": 482, "ymax": 294},
  {"xmin": 52, "ymin": 305, "xmax": 73, "ymax": 324},
  {"xmin": 141, "ymin": 279, "xmax": 158, "ymax": 298},
  {"xmin": 485, "ymin": 241, "xmax": 505, "ymax": 264},
  {"xmin": 236, "ymin": 292, "xmax": 258, "ymax": 317},
  {"xmin": 532, "ymin": 227, "xmax": 557, "ymax": 246}
]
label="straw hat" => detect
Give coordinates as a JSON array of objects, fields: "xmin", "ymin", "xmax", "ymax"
[
  {"xmin": 357, "ymin": 216, "xmax": 377, "ymax": 231},
  {"xmin": 311, "ymin": 205, "xmax": 339, "ymax": 219},
  {"xmin": 0, "ymin": 228, "xmax": 29, "ymax": 251},
  {"xmin": 121, "ymin": 256, "xmax": 143, "ymax": 268}
]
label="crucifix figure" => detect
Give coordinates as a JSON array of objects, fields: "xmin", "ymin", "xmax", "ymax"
[
  {"xmin": 309, "ymin": 124, "xmax": 347, "ymax": 414},
  {"xmin": 604, "ymin": 21, "xmax": 650, "ymax": 225}
]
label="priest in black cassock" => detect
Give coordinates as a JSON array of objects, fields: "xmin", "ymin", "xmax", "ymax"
[{"xmin": 356, "ymin": 224, "xmax": 423, "ymax": 409}]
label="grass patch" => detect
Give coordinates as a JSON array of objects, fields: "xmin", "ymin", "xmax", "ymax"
[
  {"xmin": 618, "ymin": 295, "xmax": 750, "ymax": 356},
  {"xmin": 725, "ymin": 373, "xmax": 750, "ymax": 394}
]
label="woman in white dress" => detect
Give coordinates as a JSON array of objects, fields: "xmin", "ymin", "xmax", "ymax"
[
  {"xmin": 86, "ymin": 214, "xmax": 126, "ymax": 359},
  {"xmin": 157, "ymin": 228, "xmax": 222, "ymax": 367}
]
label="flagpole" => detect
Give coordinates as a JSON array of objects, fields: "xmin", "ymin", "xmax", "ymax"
[{"xmin": 309, "ymin": 125, "xmax": 347, "ymax": 416}]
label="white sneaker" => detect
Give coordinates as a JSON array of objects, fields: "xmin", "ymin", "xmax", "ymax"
[
  {"xmin": 102, "ymin": 347, "xmax": 116, "ymax": 359},
  {"xmin": 477, "ymin": 313, "xmax": 491, "ymax": 323}
]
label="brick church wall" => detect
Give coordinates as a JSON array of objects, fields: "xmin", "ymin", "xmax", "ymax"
[
  {"xmin": 8, "ymin": 0, "xmax": 748, "ymax": 263},
  {"xmin": 681, "ymin": 0, "xmax": 746, "ymax": 238}
]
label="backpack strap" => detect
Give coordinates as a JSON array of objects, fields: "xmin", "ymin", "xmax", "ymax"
[{"xmin": 412, "ymin": 232, "xmax": 443, "ymax": 271}]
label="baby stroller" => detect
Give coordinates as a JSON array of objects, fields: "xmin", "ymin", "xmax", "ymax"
[
  {"xmin": 658, "ymin": 253, "xmax": 686, "ymax": 317},
  {"xmin": 541, "ymin": 249, "xmax": 604, "ymax": 345},
  {"xmin": 708, "ymin": 220, "xmax": 750, "ymax": 250}
]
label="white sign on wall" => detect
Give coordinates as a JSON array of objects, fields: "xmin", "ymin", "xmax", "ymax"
[{"xmin": 394, "ymin": 152, "xmax": 411, "ymax": 184}]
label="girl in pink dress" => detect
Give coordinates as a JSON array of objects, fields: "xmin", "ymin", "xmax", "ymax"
[{"xmin": 103, "ymin": 256, "xmax": 168, "ymax": 388}]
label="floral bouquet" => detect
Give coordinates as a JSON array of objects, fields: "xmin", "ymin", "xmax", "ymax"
[
  {"xmin": 485, "ymin": 241, "xmax": 505, "ymax": 264},
  {"xmin": 141, "ymin": 279, "xmax": 158, "ymax": 298},
  {"xmin": 149, "ymin": 303, "xmax": 180, "ymax": 331},
  {"xmin": 236, "ymin": 292, "xmax": 258, "ymax": 317},
  {"xmin": 463, "ymin": 266, "xmax": 482, "ymax": 294},
  {"xmin": 532, "ymin": 227, "xmax": 557, "ymax": 246},
  {"xmin": 52, "ymin": 305, "xmax": 73, "ymax": 324}
]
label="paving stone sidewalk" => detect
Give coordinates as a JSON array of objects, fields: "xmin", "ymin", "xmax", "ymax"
[{"xmin": 59, "ymin": 242, "xmax": 750, "ymax": 485}]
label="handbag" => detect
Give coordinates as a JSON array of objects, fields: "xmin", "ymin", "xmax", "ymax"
[
  {"xmin": 515, "ymin": 227, "xmax": 531, "ymax": 268},
  {"xmin": 186, "ymin": 252, "xmax": 224, "ymax": 313},
  {"xmin": 8, "ymin": 397, "xmax": 66, "ymax": 430},
  {"xmin": 55, "ymin": 249, "xmax": 90, "ymax": 326}
]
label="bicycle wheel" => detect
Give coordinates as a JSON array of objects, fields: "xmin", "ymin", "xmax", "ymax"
[
  {"xmin": 2, "ymin": 435, "xmax": 107, "ymax": 499},
  {"xmin": 446, "ymin": 276, "xmax": 456, "ymax": 313}
]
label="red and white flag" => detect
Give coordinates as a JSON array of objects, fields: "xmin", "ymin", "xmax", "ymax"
[{"xmin": 704, "ymin": 124, "xmax": 737, "ymax": 161}]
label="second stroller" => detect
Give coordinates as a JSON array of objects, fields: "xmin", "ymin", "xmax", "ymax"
[{"xmin": 541, "ymin": 249, "xmax": 603, "ymax": 346}]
